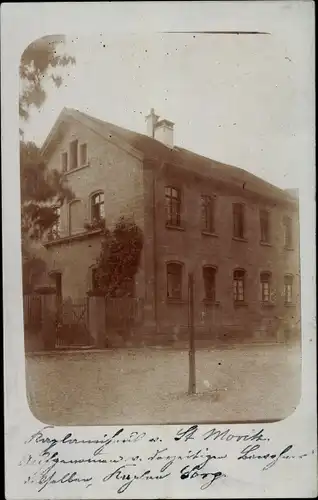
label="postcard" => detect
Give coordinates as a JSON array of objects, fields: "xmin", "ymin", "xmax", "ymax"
[{"xmin": 2, "ymin": 1, "xmax": 316, "ymax": 498}]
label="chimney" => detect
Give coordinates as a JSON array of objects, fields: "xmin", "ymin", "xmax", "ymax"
[
  {"xmin": 154, "ymin": 119, "xmax": 174, "ymax": 148},
  {"xmin": 145, "ymin": 108, "xmax": 159, "ymax": 138},
  {"xmin": 145, "ymin": 109, "xmax": 175, "ymax": 148}
]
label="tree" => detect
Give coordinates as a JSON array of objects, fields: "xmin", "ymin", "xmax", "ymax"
[
  {"xmin": 20, "ymin": 35, "xmax": 76, "ymax": 292},
  {"xmin": 93, "ymin": 217, "xmax": 144, "ymax": 297},
  {"xmin": 20, "ymin": 35, "xmax": 76, "ymax": 121},
  {"xmin": 21, "ymin": 140, "xmax": 74, "ymax": 292},
  {"xmin": 21, "ymin": 141, "xmax": 73, "ymax": 237}
]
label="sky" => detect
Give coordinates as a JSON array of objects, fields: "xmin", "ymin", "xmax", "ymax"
[{"xmin": 21, "ymin": 27, "xmax": 313, "ymax": 190}]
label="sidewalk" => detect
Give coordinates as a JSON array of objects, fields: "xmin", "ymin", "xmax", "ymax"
[
  {"xmin": 26, "ymin": 342, "xmax": 301, "ymax": 425},
  {"xmin": 26, "ymin": 339, "xmax": 294, "ymax": 356}
]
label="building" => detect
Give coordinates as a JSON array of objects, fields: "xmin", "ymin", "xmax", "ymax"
[{"xmin": 36, "ymin": 107, "xmax": 300, "ymax": 345}]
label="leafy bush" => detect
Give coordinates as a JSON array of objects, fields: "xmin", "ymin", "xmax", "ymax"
[{"xmin": 94, "ymin": 217, "xmax": 143, "ymax": 297}]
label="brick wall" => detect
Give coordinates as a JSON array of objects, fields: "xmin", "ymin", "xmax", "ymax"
[
  {"xmin": 142, "ymin": 164, "xmax": 300, "ymax": 343},
  {"xmin": 40, "ymin": 118, "xmax": 300, "ymax": 345},
  {"xmin": 47, "ymin": 119, "xmax": 145, "ymax": 234},
  {"xmin": 42, "ymin": 119, "xmax": 146, "ymax": 300}
]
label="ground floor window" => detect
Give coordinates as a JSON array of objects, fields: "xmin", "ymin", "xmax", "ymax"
[
  {"xmin": 233, "ymin": 269, "xmax": 245, "ymax": 302},
  {"xmin": 203, "ymin": 266, "xmax": 216, "ymax": 301},
  {"xmin": 167, "ymin": 262, "xmax": 183, "ymax": 299},
  {"xmin": 284, "ymin": 274, "xmax": 294, "ymax": 304},
  {"xmin": 260, "ymin": 271, "xmax": 271, "ymax": 302}
]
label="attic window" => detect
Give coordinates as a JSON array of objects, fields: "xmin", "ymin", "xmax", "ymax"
[
  {"xmin": 61, "ymin": 152, "xmax": 68, "ymax": 173},
  {"xmin": 69, "ymin": 139, "xmax": 78, "ymax": 170},
  {"xmin": 79, "ymin": 143, "xmax": 88, "ymax": 166}
]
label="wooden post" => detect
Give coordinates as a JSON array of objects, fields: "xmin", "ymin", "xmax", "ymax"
[
  {"xmin": 86, "ymin": 295, "xmax": 90, "ymax": 345},
  {"xmin": 104, "ymin": 295, "xmax": 108, "ymax": 348},
  {"xmin": 188, "ymin": 272, "xmax": 196, "ymax": 394}
]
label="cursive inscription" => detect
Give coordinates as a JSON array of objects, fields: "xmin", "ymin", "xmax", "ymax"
[
  {"xmin": 174, "ymin": 425, "xmax": 267, "ymax": 444},
  {"xmin": 180, "ymin": 457, "xmax": 226, "ymax": 490},
  {"xmin": 148, "ymin": 447, "xmax": 227, "ymax": 472},
  {"xmin": 238, "ymin": 443, "xmax": 294, "ymax": 470},
  {"xmin": 18, "ymin": 425, "xmax": 314, "ymax": 495},
  {"xmin": 26, "ymin": 426, "xmax": 147, "ymax": 456},
  {"xmin": 103, "ymin": 464, "xmax": 170, "ymax": 494},
  {"xmin": 24, "ymin": 464, "xmax": 93, "ymax": 492}
]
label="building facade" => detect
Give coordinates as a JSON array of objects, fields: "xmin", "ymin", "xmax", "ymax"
[{"xmin": 38, "ymin": 107, "xmax": 300, "ymax": 345}]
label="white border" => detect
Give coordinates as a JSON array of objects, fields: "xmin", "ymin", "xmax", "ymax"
[{"xmin": 2, "ymin": 2, "xmax": 316, "ymax": 498}]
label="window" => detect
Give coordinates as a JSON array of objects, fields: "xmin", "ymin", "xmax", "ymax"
[
  {"xmin": 201, "ymin": 195, "xmax": 215, "ymax": 233},
  {"xmin": 233, "ymin": 203, "xmax": 245, "ymax": 239},
  {"xmin": 233, "ymin": 269, "xmax": 245, "ymax": 302},
  {"xmin": 69, "ymin": 200, "xmax": 83, "ymax": 235},
  {"xmin": 69, "ymin": 139, "xmax": 78, "ymax": 170},
  {"xmin": 284, "ymin": 274, "xmax": 293, "ymax": 304},
  {"xmin": 79, "ymin": 143, "xmax": 88, "ymax": 166},
  {"xmin": 167, "ymin": 262, "xmax": 183, "ymax": 299},
  {"xmin": 55, "ymin": 272, "xmax": 62, "ymax": 298},
  {"xmin": 165, "ymin": 186, "xmax": 181, "ymax": 227},
  {"xmin": 203, "ymin": 266, "xmax": 216, "ymax": 301},
  {"xmin": 283, "ymin": 216, "xmax": 293, "ymax": 248},
  {"xmin": 61, "ymin": 152, "xmax": 68, "ymax": 173},
  {"xmin": 91, "ymin": 192, "xmax": 105, "ymax": 221},
  {"xmin": 92, "ymin": 268, "xmax": 99, "ymax": 290},
  {"xmin": 260, "ymin": 210, "xmax": 270, "ymax": 243},
  {"xmin": 260, "ymin": 272, "xmax": 271, "ymax": 302},
  {"xmin": 48, "ymin": 207, "xmax": 61, "ymax": 240}
]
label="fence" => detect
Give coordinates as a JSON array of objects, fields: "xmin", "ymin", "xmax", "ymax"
[
  {"xmin": 24, "ymin": 295, "xmax": 43, "ymax": 330},
  {"xmin": 24, "ymin": 293, "xmax": 57, "ymax": 351},
  {"xmin": 24, "ymin": 294, "xmax": 56, "ymax": 331},
  {"xmin": 24, "ymin": 289, "xmax": 297, "ymax": 350},
  {"xmin": 55, "ymin": 297, "xmax": 93, "ymax": 348},
  {"xmin": 24, "ymin": 293, "xmax": 146, "ymax": 350},
  {"xmin": 88, "ymin": 296, "xmax": 145, "ymax": 347}
]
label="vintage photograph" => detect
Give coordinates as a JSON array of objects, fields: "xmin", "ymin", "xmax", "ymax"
[{"xmin": 21, "ymin": 32, "xmax": 301, "ymax": 426}]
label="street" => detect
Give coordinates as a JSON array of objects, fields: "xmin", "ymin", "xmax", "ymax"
[{"xmin": 25, "ymin": 343, "xmax": 301, "ymax": 425}]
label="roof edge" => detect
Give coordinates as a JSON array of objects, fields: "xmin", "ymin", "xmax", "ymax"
[{"xmin": 40, "ymin": 107, "xmax": 144, "ymax": 162}]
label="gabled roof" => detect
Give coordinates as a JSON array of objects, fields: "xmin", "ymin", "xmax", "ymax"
[
  {"xmin": 41, "ymin": 107, "xmax": 296, "ymax": 205},
  {"xmin": 41, "ymin": 107, "xmax": 143, "ymax": 160}
]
